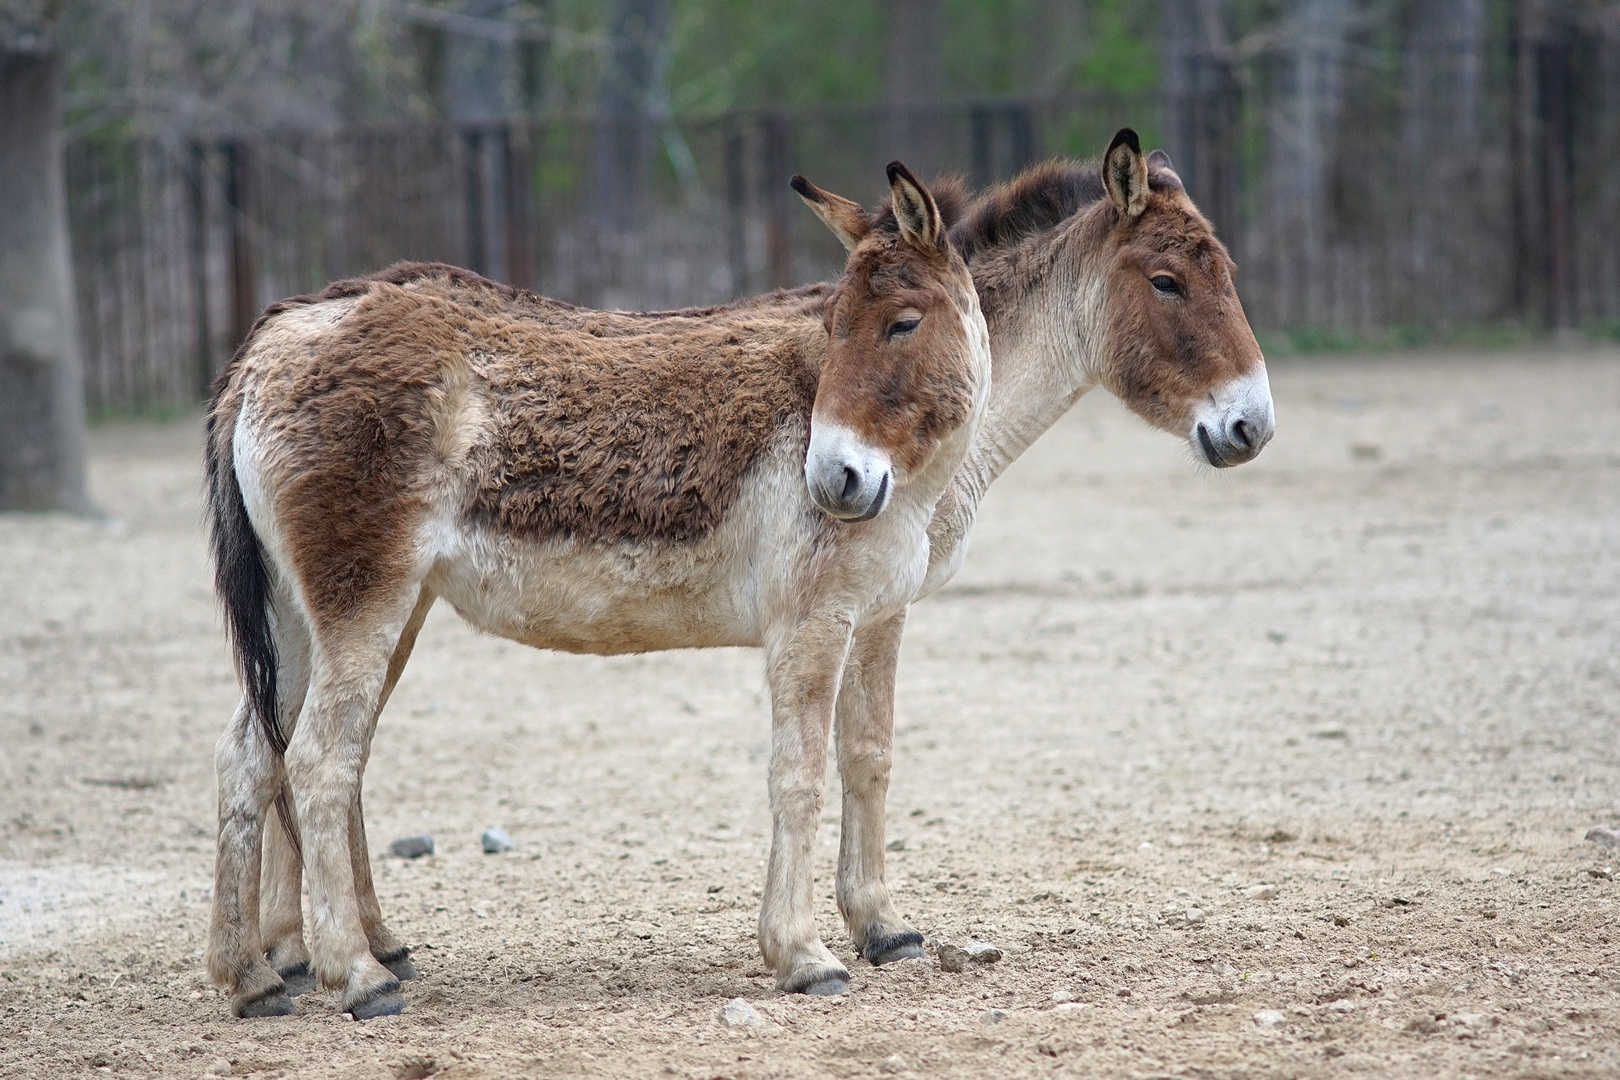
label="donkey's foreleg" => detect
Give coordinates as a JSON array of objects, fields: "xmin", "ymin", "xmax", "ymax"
[
  {"xmin": 759, "ymin": 613, "xmax": 854, "ymax": 995},
  {"xmin": 286, "ymin": 591, "xmax": 422, "ymax": 1019},
  {"xmin": 834, "ymin": 610, "xmax": 924, "ymax": 966},
  {"xmin": 207, "ymin": 700, "xmax": 295, "ymax": 1017},
  {"xmin": 350, "ymin": 587, "xmax": 435, "ymax": 983}
]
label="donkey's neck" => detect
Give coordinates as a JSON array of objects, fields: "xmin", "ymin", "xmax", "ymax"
[{"xmin": 921, "ymin": 252, "xmax": 1102, "ymax": 593}]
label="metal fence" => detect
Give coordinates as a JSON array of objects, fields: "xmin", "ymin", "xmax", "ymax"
[{"xmin": 63, "ymin": 38, "xmax": 1620, "ymax": 413}]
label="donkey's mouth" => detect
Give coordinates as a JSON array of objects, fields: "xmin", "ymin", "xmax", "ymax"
[{"xmin": 1196, "ymin": 424, "xmax": 1233, "ymax": 468}]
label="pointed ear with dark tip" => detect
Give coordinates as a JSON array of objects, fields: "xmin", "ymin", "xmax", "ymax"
[
  {"xmin": 791, "ymin": 174, "xmax": 870, "ymax": 253},
  {"xmin": 886, "ymin": 160, "xmax": 946, "ymax": 254},
  {"xmin": 1146, "ymin": 148, "xmax": 1184, "ymax": 192},
  {"xmin": 1104, "ymin": 128, "xmax": 1150, "ymax": 218}
]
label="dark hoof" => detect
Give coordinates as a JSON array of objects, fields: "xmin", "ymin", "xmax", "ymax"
[
  {"xmin": 346, "ymin": 977, "xmax": 405, "ymax": 1023},
  {"xmin": 783, "ymin": 964, "xmax": 851, "ymax": 996},
  {"xmin": 276, "ymin": 961, "xmax": 316, "ymax": 997},
  {"xmin": 863, "ymin": 931, "xmax": 925, "ymax": 966},
  {"xmin": 803, "ymin": 976, "xmax": 850, "ymax": 996},
  {"xmin": 377, "ymin": 949, "xmax": 418, "ymax": 981},
  {"xmin": 237, "ymin": 990, "xmax": 298, "ymax": 1018}
]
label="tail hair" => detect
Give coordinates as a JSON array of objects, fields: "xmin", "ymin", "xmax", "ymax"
[{"xmin": 204, "ymin": 396, "xmax": 284, "ymax": 758}]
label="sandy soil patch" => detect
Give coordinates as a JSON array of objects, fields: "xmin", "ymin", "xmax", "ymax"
[{"xmin": 2, "ymin": 347, "xmax": 1618, "ymax": 1078}]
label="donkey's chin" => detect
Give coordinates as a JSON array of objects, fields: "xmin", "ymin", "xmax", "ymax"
[{"xmin": 810, "ymin": 470, "xmax": 891, "ymax": 522}]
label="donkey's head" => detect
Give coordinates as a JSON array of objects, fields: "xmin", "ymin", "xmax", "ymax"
[
  {"xmin": 792, "ymin": 164, "xmax": 989, "ymax": 521},
  {"xmin": 1086, "ymin": 129, "xmax": 1274, "ymax": 467}
]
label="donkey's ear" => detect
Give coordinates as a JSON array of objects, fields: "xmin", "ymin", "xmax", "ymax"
[
  {"xmin": 1104, "ymin": 128, "xmax": 1150, "ymax": 218},
  {"xmin": 791, "ymin": 174, "xmax": 869, "ymax": 253},
  {"xmin": 1146, "ymin": 148, "xmax": 1184, "ymax": 192},
  {"xmin": 886, "ymin": 161, "xmax": 946, "ymax": 254}
]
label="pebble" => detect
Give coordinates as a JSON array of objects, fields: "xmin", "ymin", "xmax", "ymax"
[
  {"xmin": 1051, "ymin": 989, "xmax": 1077, "ymax": 1004},
  {"xmin": 938, "ymin": 941, "xmax": 1002, "ymax": 973},
  {"xmin": 481, "ymin": 828, "xmax": 515, "ymax": 854},
  {"xmin": 1253, "ymin": 1009, "xmax": 1286, "ymax": 1028},
  {"xmin": 207, "ymin": 1059, "xmax": 233, "ymax": 1076},
  {"xmin": 719, "ymin": 998, "xmax": 763, "ymax": 1027},
  {"xmin": 877, "ymin": 1054, "xmax": 907, "ymax": 1074},
  {"xmin": 1245, "ymin": 884, "xmax": 1278, "ymax": 901},
  {"xmin": 1586, "ymin": 827, "xmax": 1620, "ymax": 849},
  {"xmin": 1137, "ymin": 841, "xmax": 1159, "ymax": 853},
  {"xmin": 1054, "ymin": 1002, "xmax": 1088, "ymax": 1014},
  {"xmin": 979, "ymin": 1008, "xmax": 1007, "ymax": 1024},
  {"xmin": 1184, "ymin": 907, "xmax": 1205, "ymax": 924},
  {"xmin": 1326, "ymin": 998, "xmax": 1355, "ymax": 1012},
  {"xmin": 388, "ymin": 835, "xmax": 434, "ymax": 859}
]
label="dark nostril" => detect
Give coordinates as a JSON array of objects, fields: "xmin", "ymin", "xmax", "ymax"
[
  {"xmin": 1230, "ymin": 418, "xmax": 1251, "ymax": 449},
  {"xmin": 840, "ymin": 465, "xmax": 860, "ymax": 502}
]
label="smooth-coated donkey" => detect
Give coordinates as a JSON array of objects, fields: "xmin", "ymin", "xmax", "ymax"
[{"xmin": 205, "ymin": 164, "xmax": 991, "ymax": 1018}]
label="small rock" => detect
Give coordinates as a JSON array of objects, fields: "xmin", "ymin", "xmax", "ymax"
[
  {"xmin": 1054, "ymin": 1002, "xmax": 1088, "ymax": 1014},
  {"xmin": 1326, "ymin": 998, "xmax": 1355, "ymax": 1012},
  {"xmin": 886, "ymin": 837, "xmax": 906, "ymax": 852},
  {"xmin": 481, "ymin": 828, "xmax": 514, "ymax": 854},
  {"xmin": 207, "ymin": 1059, "xmax": 233, "ymax": 1077},
  {"xmin": 979, "ymin": 1008, "xmax": 1007, "ymax": 1024},
  {"xmin": 1405, "ymin": 1014, "xmax": 1441, "ymax": 1034},
  {"xmin": 1184, "ymin": 907, "xmax": 1205, "ymax": 924},
  {"xmin": 1586, "ymin": 827, "xmax": 1620, "ymax": 849},
  {"xmin": 719, "ymin": 998, "xmax": 763, "ymax": 1028},
  {"xmin": 1051, "ymin": 989, "xmax": 1077, "ymax": 1004},
  {"xmin": 388, "ymin": 835, "xmax": 434, "ymax": 859},
  {"xmin": 1253, "ymin": 1009, "xmax": 1286, "ymax": 1029},
  {"xmin": 937, "ymin": 940, "xmax": 1001, "ymax": 973},
  {"xmin": 1246, "ymin": 884, "xmax": 1278, "ymax": 901},
  {"xmin": 1588, "ymin": 867, "xmax": 1614, "ymax": 881},
  {"xmin": 1137, "ymin": 841, "xmax": 1159, "ymax": 853},
  {"xmin": 877, "ymin": 1054, "xmax": 906, "ymax": 1074}
]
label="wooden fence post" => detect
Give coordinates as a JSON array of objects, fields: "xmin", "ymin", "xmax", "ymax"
[
  {"xmin": 724, "ymin": 125, "xmax": 747, "ymax": 297},
  {"xmin": 504, "ymin": 122, "xmax": 534, "ymax": 291},
  {"xmin": 188, "ymin": 140, "xmax": 211, "ymax": 397},
  {"xmin": 223, "ymin": 140, "xmax": 257, "ymax": 350},
  {"xmin": 761, "ymin": 111, "xmax": 793, "ymax": 289}
]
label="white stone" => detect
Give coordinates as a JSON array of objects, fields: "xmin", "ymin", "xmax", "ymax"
[
  {"xmin": 1246, "ymin": 884, "xmax": 1278, "ymax": 901},
  {"xmin": 1184, "ymin": 907, "xmax": 1205, "ymax": 924},
  {"xmin": 1326, "ymin": 998, "xmax": 1355, "ymax": 1012},
  {"xmin": 1054, "ymin": 1002, "xmax": 1089, "ymax": 1014},
  {"xmin": 1253, "ymin": 1009, "xmax": 1287, "ymax": 1028},
  {"xmin": 719, "ymin": 998, "xmax": 763, "ymax": 1027}
]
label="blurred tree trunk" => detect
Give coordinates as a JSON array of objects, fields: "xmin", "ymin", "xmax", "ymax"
[
  {"xmin": 1268, "ymin": 0, "xmax": 1352, "ymax": 326},
  {"xmin": 590, "ymin": 0, "xmax": 668, "ymax": 232},
  {"xmin": 0, "ymin": 14, "xmax": 91, "ymax": 514},
  {"xmin": 1160, "ymin": 0, "xmax": 1239, "ymax": 239},
  {"xmin": 1400, "ymin": 0, "xmax": 1485, "ymax": 323},
  {"xmin": 884, "ymin": 0, "xmax": 943, "ymax": 179},
  {"xmin": 1511, "ymin": 0, "xmax": 1576, "ymax": 329}
]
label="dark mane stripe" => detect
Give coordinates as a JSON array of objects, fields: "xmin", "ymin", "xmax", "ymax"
[{"xmin": 947, "ymin": 161, "xmax": 1105, "ymax": 263}]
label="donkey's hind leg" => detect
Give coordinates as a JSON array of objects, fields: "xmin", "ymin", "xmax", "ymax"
[
  {"xmin": 207, "ymin": 697, "xmax": 296, "ymax": 1017},
  {"xmin": 259, "ymin": 605, "xmax": 316, "ymax": 996},
  {"xmin": 285, "ymin": 583, "xmax": 425, "ymax": 1019},
  {"xmin": 834, "ymin": 611, "xmax": 925, "ymax": 966},
  {"xmin": 352, "ymin": 587, "xmax": 436, "ymax": 982},
  {"xmin": 258, "ymin": 588, "xmax": 434, "ymax": 990}
]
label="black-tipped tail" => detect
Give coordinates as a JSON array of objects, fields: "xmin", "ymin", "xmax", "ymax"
[{"xmin": 205, "ymin": 402, "xmax": 283, "ymax": 757}]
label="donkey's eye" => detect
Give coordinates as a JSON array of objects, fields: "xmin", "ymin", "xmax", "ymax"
[
  {"xmin": 1150, "ymin": 275, "xmax": 1179, "ymax": 294},
  {"xmin": 888, "ymin": 317, "xmax": 922, "ymax": 338}
]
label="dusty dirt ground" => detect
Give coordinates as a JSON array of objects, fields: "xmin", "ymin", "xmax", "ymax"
[{"xmin": 2, "ymin": 347, "xmax": 1619, "ymax": 1080}]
